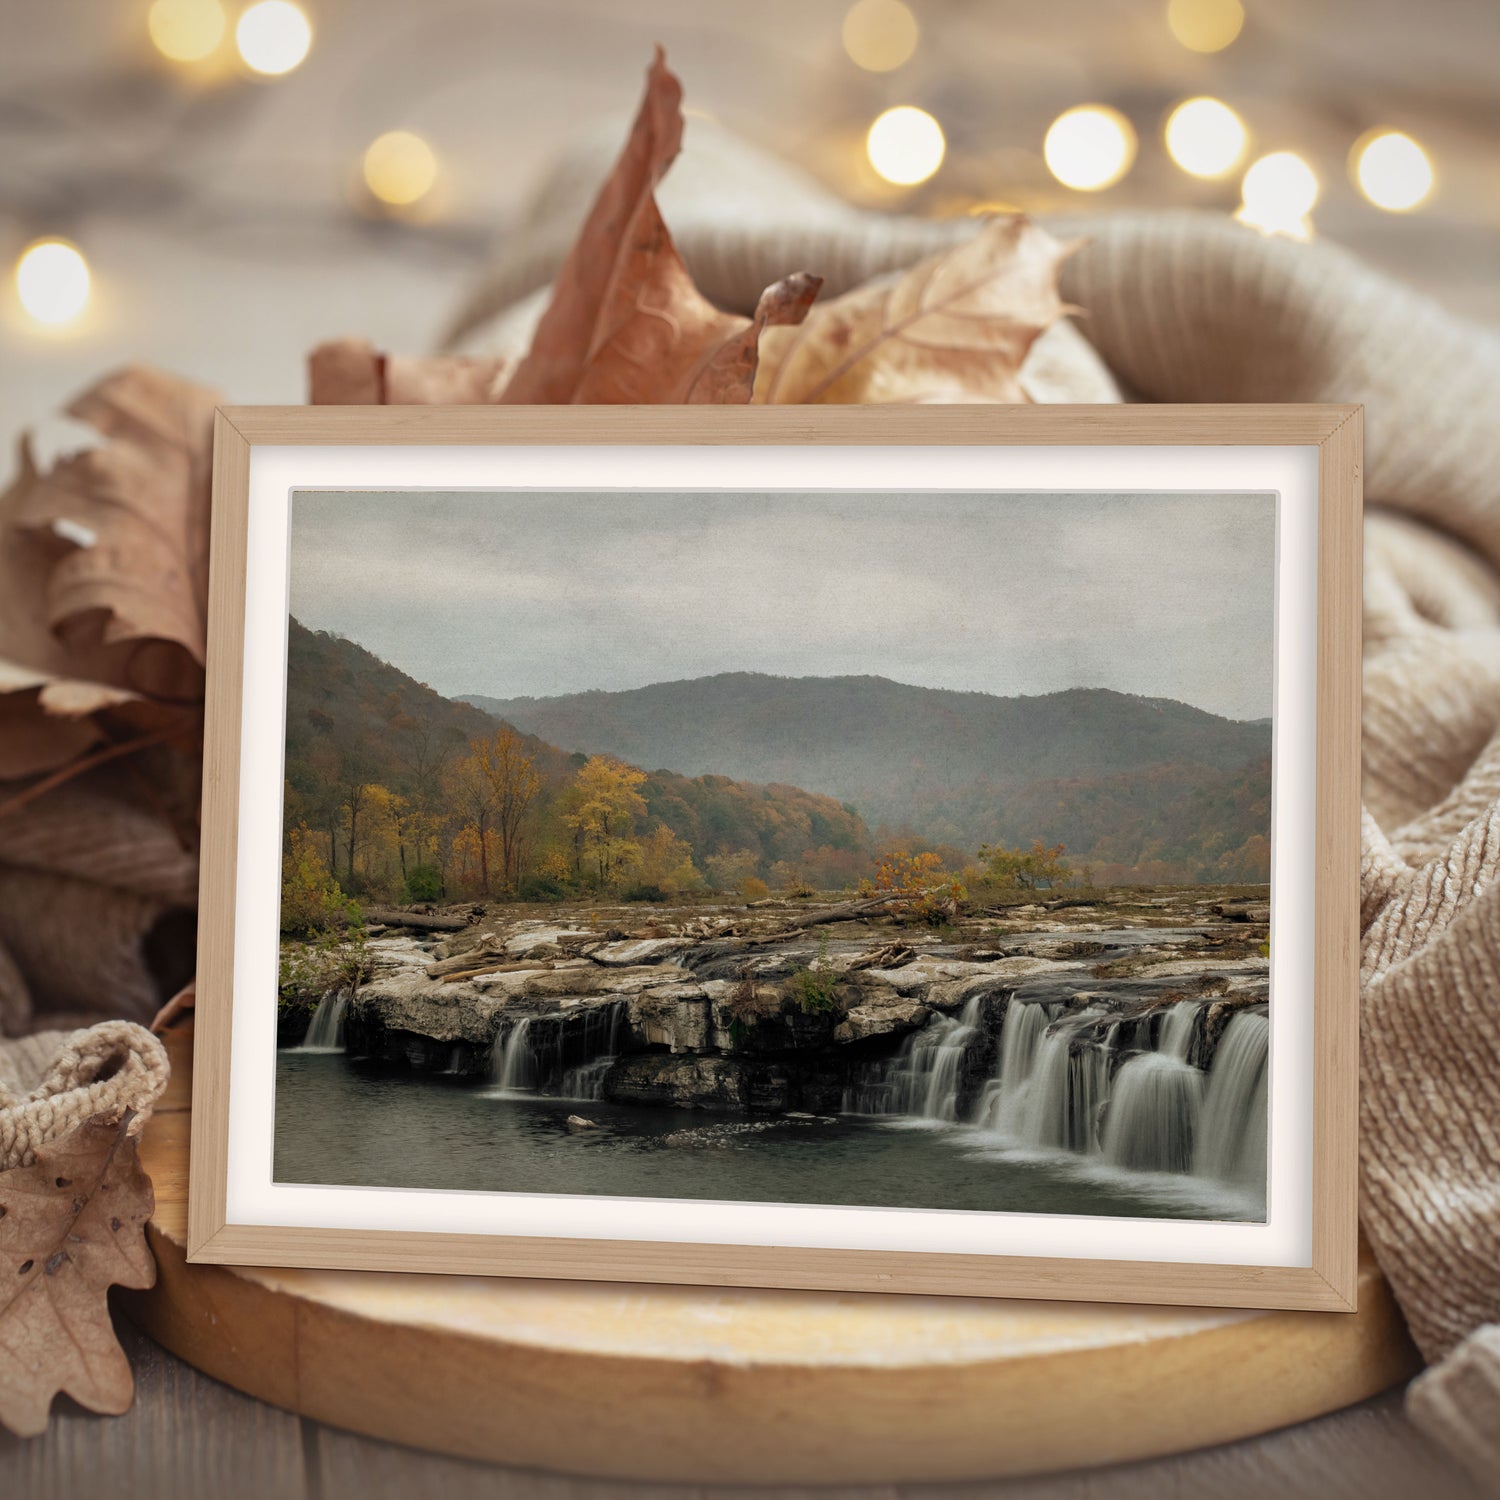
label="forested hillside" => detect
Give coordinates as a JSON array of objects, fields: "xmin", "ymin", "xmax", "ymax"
[
  {"xmin": 283, "ymin": 624, "xmax": 1272, "ymax": 904},
  {"xmin": 282, "ymin": 621, "xmax": 870, "ymax": 902}
]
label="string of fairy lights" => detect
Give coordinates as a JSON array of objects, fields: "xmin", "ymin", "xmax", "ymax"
[{"xmin": 11, "ymin": 0, "xmax": 1441, "ymax": 332}]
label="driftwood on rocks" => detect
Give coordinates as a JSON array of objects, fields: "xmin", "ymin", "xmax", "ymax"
[
  {"xmin": 747, "ymin": 892, "xmax": 915, "ymax": 944},
  {"xmin": 425, "ymin": 942, "xmax": 502, "ymax": 978},
  {"xmin": 363, "ymin": 907, "xmax": 477, "ymax": 933}
]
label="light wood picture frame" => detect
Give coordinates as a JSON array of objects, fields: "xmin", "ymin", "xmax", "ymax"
[{"xmin": 191, "ymin": 404, "xmax": 1361, "ymax": 1311}]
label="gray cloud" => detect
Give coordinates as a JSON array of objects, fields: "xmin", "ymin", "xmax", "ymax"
[{"xmin": 288, "ymin": 489, "xmax": 1276, "ymax": 720}]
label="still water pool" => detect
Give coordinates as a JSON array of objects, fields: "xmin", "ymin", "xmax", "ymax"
[{"xmin": 274, "ymin": 1052, "xmax": 1260, "ymax": 1222}]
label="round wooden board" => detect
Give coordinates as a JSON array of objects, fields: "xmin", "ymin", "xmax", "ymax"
[{"xmin": 126, "ymin": 1024, "xmax": 1418, "ymax": 1485}]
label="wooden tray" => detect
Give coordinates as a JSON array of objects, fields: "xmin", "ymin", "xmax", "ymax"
[{"xmin": 125, "ymin": 1024, "xmax": 1417, "ymax": 1485}]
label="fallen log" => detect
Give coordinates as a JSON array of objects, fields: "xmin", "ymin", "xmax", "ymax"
[
  {"xmin": 426, "ymin": 942, "xmax": 503, "ymax": 978},
  {"xmin": 747, "ymin": 892, "xmax": 910, "ymax": 943},
  {"xmin": 437, "ymin": 960, "xmax": 560, "ymax": 984},
  {"xmin": 364, "ymin": 907, "xmax": 476, "ymax": 933}
]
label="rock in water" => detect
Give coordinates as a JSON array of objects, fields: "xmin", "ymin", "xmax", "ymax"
[{"xmin": 566, "ymin": 1115, "xmax": 599, "ymax": 1131}]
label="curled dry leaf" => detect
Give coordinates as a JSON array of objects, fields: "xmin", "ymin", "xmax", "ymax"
[
  {"xmin": 309, "ymin": 339, "xmax": 516, "ymax": 405},
  {"xmin": 312, "ymin": 49, "xmax": 820, "ymax": 409},
  {"xmin": 754, "ymin": 217, "xmax": 1078, "ymax": 405},
  {"xmin": 0, "ymin": 1113, "xmax": 155, "ymax": 1436},
  {"xmin": 501, "ymin": 48, "xmax": 820, "ymax": 404},
  {"xmin": 149, "ymin": 978, "xmax": 195, "ymax": 1035}
]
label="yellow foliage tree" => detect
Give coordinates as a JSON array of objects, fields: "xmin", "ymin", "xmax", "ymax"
[{"xmin": 562, "ymin": 755, "xmax": 647, "ymax": 888}]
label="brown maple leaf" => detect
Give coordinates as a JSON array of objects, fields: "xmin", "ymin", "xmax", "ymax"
[
  {"xmin": 0, "ymin": 1112, "xmax": 155, "ymax": 1436},
  {"xmin": 0, "ymin": 367, "xmax": 217, "ymax": 782},
  {"xmin": 754, "ymin": 217, "xmax": 1078, "ymax": 405}
]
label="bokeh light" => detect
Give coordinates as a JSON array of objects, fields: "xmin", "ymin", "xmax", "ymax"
[
  {"xmin": 1165, "ymin": 97, "xmax": 1248, "ymax": 179},
  {"xmin": 866, "ymin": 106, "xmax": 946, "ymax": 186},
  {"xmin": 363, "ymin": 131, "xmax": 440, "ymax": 207},
  {"xmin": 1237, "ymin": 151, "xmax": 1319, "ymax": 238},
  {"xmin": 147, "ymin": 0, "xmax": 226, "ymax": 63},
  {"xmin": 15, "ymin": 239, "xmax": 91, "ymax": 327},
  {"xmin": 1167, "ymin": 0, "xmax": 1245, "ymax": 53},
  {"xmin": 1044, "ymin": 106, "xmax": 1137, "ymax": 191},
  {"xmin": 1353, "ymin": 130, "xmax": 1434, "ymax": 212},
  {"xmin": 842, "ymin": 0, "xmax": 919, "ymax": 73},
  {"xmin": 236, "ymin": 0, "xmax": 312, "ymax": 76}
]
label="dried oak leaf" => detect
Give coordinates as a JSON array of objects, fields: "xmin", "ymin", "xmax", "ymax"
[
  {"xmin": 0, "ymin": 1113, "xmax": 155, "ymax": 1436},
  {"xmin": 754, "ymin": 216, "xmax": 1078, "ymax": 405},
  {"xmin": 500, "ymin": 46, "xmax": 820, "ymax": 405},
  {"xmin": 0, "ymin": 367, "xmax": 218, "ymax": 778}
]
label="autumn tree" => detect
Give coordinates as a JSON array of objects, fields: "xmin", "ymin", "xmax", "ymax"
[
  {"xmin": 705, "ymin": 849, "xmax": 759, "ymax": 893},
  {"xmin": 446, "ymin": 749, "xmax": 499, "ymax": 894},
  {"xmin": 637, "ymin": 824, "xmax": 703, "ymax": 894},
  {"xmin": 463, "ymin": 726, "xmax": 543, "ymax": 892},
  {"xmin": 562, "ymin": 756, "xmax": 647, "ymax": 888},
  {"xmin": 281, "ymin": 823, "xmax": 359, "ymax": 935},
  {"xmin": 978, "ymin": 839, "xmax": 1073, "ymax": 890}
]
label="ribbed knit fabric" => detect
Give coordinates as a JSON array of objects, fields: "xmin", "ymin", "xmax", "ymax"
[{"xmin": 453, "ymin": 122, "xmax": 1500, "ymax": 1483}]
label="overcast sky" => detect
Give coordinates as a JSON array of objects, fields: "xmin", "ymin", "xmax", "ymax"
[{"xmin": 287, "ymin": 490, "xmax": 1276, "ymax": 720}]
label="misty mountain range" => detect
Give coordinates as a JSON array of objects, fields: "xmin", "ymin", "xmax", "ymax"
[{"xmin": 464, "ymin": 673, "xmax": 1271, "ymax": 853}]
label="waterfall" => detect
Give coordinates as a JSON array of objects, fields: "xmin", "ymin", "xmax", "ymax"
[
  {"xmin": 1103, "ymin": 1054, "xmax": 1203, "ymax": 1173},
  {"xmin": 1016, "ymin": 1016, "xmax": 1112, "ymax": 1152},
  {"xmin": 492, "ymin": 1002, "xmax": 628, "ymax": 1100},
  {"xmin": 561, "ymin": 1002, "xmax": 628, "ymax": 1100},
  {"xmin": 1159, "ymin": 1001, "xmax": 1201, "ymax": 1061},
  {"xmin": 972, "ymin": 987, "xmax": 1270, "ymax": 1208},
  {"xmin": 843, "ymin": 997, "xmax": 985, "ymax": 1122},
  {"xmin": 1195, "ymin": 1011, "xmax": 1270, "ymax": 1192},
  {"xmin": 975, "ymin": 1000, "xmax": 1049, "ymax": 1132},
  {"xmin": 300, "ymin": 990, "xmax": 350, "ymax": 1052},
  {"xmin": 491, "ymin": 1017, "xmax": 537, "ymax": 1093}
]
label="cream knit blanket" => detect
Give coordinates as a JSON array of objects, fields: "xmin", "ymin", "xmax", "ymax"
[{"xmin": 450, "ymin": 122, "xmax": 1500, "ymax": 1482}]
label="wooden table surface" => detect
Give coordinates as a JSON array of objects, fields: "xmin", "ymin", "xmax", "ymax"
[{"xmin": 0, "ymin": 1315, "xmax": 1482, "ymax": 1500}]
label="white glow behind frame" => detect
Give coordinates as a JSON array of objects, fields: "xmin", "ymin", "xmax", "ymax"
[{"xmin": 228, "ymin": 442, "xmax": 1317, "ymax": 1268}]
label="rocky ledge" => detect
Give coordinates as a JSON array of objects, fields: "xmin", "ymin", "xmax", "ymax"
[{"xmin": 287, "ymin": 888, "xmax": 1271, "ymax": 1115}]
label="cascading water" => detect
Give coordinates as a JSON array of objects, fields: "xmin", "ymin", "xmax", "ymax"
[
  {"xmin": 1016, "ymin": 1014, "xmax": 1112, "ymax": 1152},
  {"xmin": 979, "ymin": 996, "xmax": 1268, "ymax": 1205},
  {"xmin": 300, "ymin": 989, "xmax": 350, "ymax": 1052},
  {"xmin": 974, "ymin": 1000, "xmax": 1049, "ymax": 1132},
  {"xmin": 843, "ymin": 997, "xmax": 986, "ymax": 1122},
  {"xmin": 1195, "ymin": 1011, "xmax": 1270, "ymax": 1191},
  {"xmin": 1102, "ymin": 1053, "xmax": 1203, "ymax": 1173},
  {"xmin": 491, "ymin": 1017, "xmax": 538, "ymax": 1093},
  {"xmin": 1158, "ymin": 1001, "xmax": 1201, "ymax": 1061},
  {"xmin": 491, "ymin": 1002, "xmax": 629, "ymax": 1100},
  {"xmin": 561, "ymin": 1002, "xmax": 628, "ymax": 1100}
]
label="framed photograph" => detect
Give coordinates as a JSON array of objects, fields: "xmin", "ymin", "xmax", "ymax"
[{"xmin": 191, "ymin": 405, "xmax": 1360, "ymax": 1311}]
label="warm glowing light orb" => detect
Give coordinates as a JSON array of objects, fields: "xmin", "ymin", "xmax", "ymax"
[
  {"xmin": 842, "ymin": 0, "xmax": 919, "ymax": 72},
  {"xmin": 147, "ymin": 0, "xmax": 226, "ymax": 62},
  {"xmin": 1237, "ymin": 150, "xmax": 1319, "ymax": 238},
  {"xmin": 236, "ymin": 0, "xmax": 312, "ymax": 76},
  {"xmin": 363, "ymin": 131, "xmax": 439, "ymax": 207},
  {"xmin": 866, "ymin": 106, "xmax": 946, "ymax": 186},
  {"xmin": 1044, "ymin": 106, "xmax": 1137, "ymax": 191},
  {"xmin": 1165, "ymin": 97, "xmax": 1248, "ymax": 179},
  {"xmin": 1167, "ymin": 0, "xmax": 1244, "ymax": 52},
  {"xmin": 1353, "ymin": 130, "xmax": 1434, "ymax": 212},
  {"xmin": 16, "ymin": 240, "xmax": 91, "ymax": 326}
]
